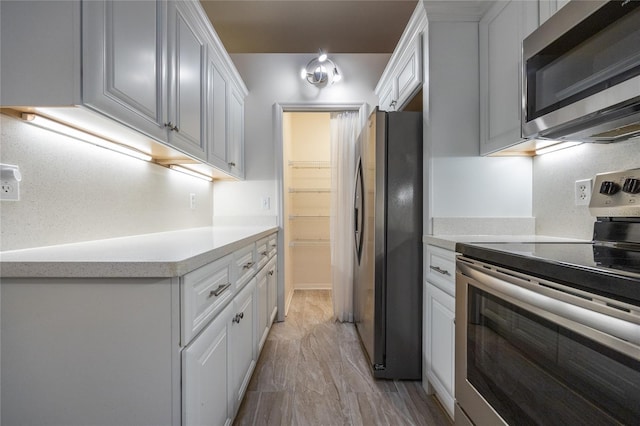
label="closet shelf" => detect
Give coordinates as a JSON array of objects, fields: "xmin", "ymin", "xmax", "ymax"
[
  {"xmin": 288, "ymin": 161, "xmax": 331, "ymax": 169},
  {"xmin": 288, "ymin": 188, "xmax": 330, "ymax": 193},
  {"xmin": 289, "ymin": 239, "xmax": 330, "ymax": 247},
  {"xmin": 289, "ymin": 214, "xmax": 330, "ymax": 219}
]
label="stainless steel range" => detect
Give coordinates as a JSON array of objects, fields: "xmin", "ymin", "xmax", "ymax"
[{"xmin": 455, "ymin": 168, "xmax": 640, "ymax": 426}]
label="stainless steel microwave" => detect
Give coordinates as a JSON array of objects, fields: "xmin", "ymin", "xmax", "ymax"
[{"xmin": 522, "ymin": 0, "xmax": 640, "ymax": 143}]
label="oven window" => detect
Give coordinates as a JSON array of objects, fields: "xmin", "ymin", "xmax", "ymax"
[
  {"xmin": 467, "ymin": 286, "xmax": 640, "ymax": 425},
  {"xmin": 526, "ymin": 1, "xmax": 640, "ymax": 121}
]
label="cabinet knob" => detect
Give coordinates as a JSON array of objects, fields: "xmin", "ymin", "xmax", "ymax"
[
  {"xmin": 268, "ymin": 270, "xmax": 274, "ymax": 276},
  {"xmin": 228, "ymin": 162, "xmax": 236, "ymax": 167},
  {"xmin": 164, "ymin": 122, "xmax": 179, "ymax": 132},
  {"xmin": 261, "ymin": 251, "xmax": 268, "ymax": 257},
  {"xmin": 243, "ymin": 261, "xmax": 254, "ymax": 269},
  {"xmin": 232, "ymin": 312, "xmax": 244, "ymax": 324}
]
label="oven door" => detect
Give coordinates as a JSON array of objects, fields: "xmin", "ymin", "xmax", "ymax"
[{"xmin": 455, "ymin": 258, "xmax": 640, "ymax": 426}]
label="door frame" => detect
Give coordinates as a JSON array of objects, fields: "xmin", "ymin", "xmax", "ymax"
[{"xmin": 273, "ymin": 102, "xmax": 368, "ymax": 320}]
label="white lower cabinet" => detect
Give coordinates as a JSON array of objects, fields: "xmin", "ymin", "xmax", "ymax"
[
  {"xmin": 423, "ymin": 244, "xmax": 456, "ymax": 420},
  {"xmin": 425, "ymin": 282, "xmax": 455, "ymax": 418},
  {"xmin": 183, "ymin": 301, "xmax": 234, "ymax": 426},
  {"xmin": 1, "ymin": 232, "xmax": 278, "ymax": 426},
  {"xmin": 256, "ymin": 267, "xmax": 270, "ymax": 352},
  {"xmin": 267, "ymin": 255, "xmax": 278, "ymax": 324}
]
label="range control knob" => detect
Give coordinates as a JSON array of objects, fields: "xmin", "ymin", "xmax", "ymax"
[
  {"xmin": 599, "ymin": 181, "xmax": 620, "ymax": 195},
  {"xmin": 623, "ymin": 178, "xmax": 640, "ymax": 194}
]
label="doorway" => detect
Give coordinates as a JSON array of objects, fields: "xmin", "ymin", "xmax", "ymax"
[{"xmin": 275, "ymin": 103, "xmax": 365, "ymax": 321}]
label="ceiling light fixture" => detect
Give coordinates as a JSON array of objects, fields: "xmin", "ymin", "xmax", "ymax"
[
  {"xmin": 20, "ymin": 113, "xmax": 153, "ymax": 162},
  {"xmin": 169, "ymin": 164, "xmax": 213, "ymax": 182},
  {"xmin": 301, "ymin": 49, "xmax": 341, "ymax": 87}
]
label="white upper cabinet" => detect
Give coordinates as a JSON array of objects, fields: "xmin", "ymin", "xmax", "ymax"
[
  {"xmin": 227, "ymin": 86, "xmax": 245, "ymax": 179},
  {"xmin": 479, "ymin": 0, "xmax": 538, "ymax": 155},
  {"xmin": 375, "ymin": 5, "xmax": 426, "ymax": 112},
  {"xmin": 83, "ymin": 0, "xmax": 167, "ymax": 142},
  {"xmin": 167, "ymin": 1, "xmax": 207, "ymax": 160},
  {"xmin": 0, "ymin": 0, "xmax": 246, "ymax": 177},
  {"xmin": 208, "ymin": 58, "xmax": 229, "ymax": 170}
]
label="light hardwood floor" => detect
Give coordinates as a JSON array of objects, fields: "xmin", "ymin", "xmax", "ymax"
[{"xmin": 234, "ymin": 290, "xmax": 453, "ymax": 426}]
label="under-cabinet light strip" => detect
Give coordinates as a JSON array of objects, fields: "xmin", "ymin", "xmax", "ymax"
[
  {"xmin": 535, "ymin": 141, "xmax": 582, "ymax": 156},
  {"xmin": 169, "ymin": 164, "xmax": 213, "ymax": 182},
  {"xmin": 21, "ymin": 113, "xmax": 153, "ymax": 162}
]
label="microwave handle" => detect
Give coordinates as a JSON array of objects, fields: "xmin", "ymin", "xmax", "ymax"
[{"xmin": 458, "ymin": 261, "xmax": 639, "ymax": 358}]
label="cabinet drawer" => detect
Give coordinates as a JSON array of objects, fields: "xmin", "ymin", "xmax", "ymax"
[
  {"xmin": 182, "ymin": 254, "xmax": 234, "ymax": 345},
  {"xmin": 425, "ymin": 245, "xmax": 456, "ymax": 296},
  {"xmin": 267, "ymin": 233, "xmax": 277, "ymax": 258},
  {"xmin": 233, "ymin": 243, "xmax": 256, "ymax": 290},
  {"xmin": 256, "ymin": 236, "xmax": 270, "ymax": 271}
]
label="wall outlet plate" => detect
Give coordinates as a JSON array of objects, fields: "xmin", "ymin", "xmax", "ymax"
[
  {"xmin": 575, "ymin": 178, "xmax": 592, "ymax": 206},
  {"xmin": 1, "ymin": 180, "xmax": 20, "ymax": 201}
]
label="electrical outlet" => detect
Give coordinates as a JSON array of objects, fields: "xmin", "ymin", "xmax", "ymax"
[
  {"xmin": 189, "ymin": 193, "xmax": 196, "ymax": 210},
  {"xmin": 575, "ymin": 179, "xmax": 592, "ymax": 206},
  {"xmin": 1, "ymin": 180, "xmax": 19, "ymax": 201},
  {"xmin": 261, "ymin": 196, "xmax": 270, "ymax": 211}
]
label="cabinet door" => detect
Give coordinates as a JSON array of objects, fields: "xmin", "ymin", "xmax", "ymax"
[
  {"xmin": 255, "ymin": 268, "xmax": 269, "ymax": 353},
  {"xmin": 425, "ymin": 282, "xmax": 455, "ymax": 419},
  {"xmin": 230, "ymin": 278, "xmax": 256, "ymax": 414},
  {"xmin": 207, "ymin": 56, "xmax": 229, "ymax": 170},
  {"xmin": 539, "ymin": 0, "xmax": 570, "ymax": 24},
  {"xmin": 167, "ymin": 1, "xmax": 207, "ymax": 160},
  {"xmin": 267, "ymin": 255, "xmax": 278, "ymax": 324},
  {"xmin": 83, "ymin": 0, "xmax": 167, "ymax": 142},
  {"xmin": 479, "ymin": 0, "xmax": 538, "ymax": 155},
  {"xmin": 227, "ymin": 86, "xmax": 245, "ymax": 179},
  {"xmin": 183, "ymin": 302, "xmax": 233, "ymax": 426},
  {"xmin": 394, "ymin": 35, "xmax": 422, "ymax": 111},
  {"xmin": 378, "ymin": 81, "xmax": 396, "ymax": 111}
]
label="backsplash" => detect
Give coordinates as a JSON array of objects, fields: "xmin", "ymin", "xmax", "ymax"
[
  {"xmin": 533, "ymin": 138, "xmax": 639, "ymax": 240},
  {"xmin": 0, "ymin": 114, "xmax": 213, "ymax": 251}
]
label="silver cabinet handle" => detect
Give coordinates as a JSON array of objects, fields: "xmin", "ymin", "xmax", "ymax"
[
  {"xmin": 430, "ymin": 265, "xmax": 451, "ymax": 276},
  {"xmin": 208, "ymin": 283, "xmax": 231, "ymax": 298},
  {"xmin": 242, "ymin": 261, "xmax": 254, "ymax": 269},
  {"xmin": 164, "ymin": 122, "xmax": 179, "ymax": 132},
  {"xmin": 228, "ymin": 162, "xmax": 236, "ymax": 167}
]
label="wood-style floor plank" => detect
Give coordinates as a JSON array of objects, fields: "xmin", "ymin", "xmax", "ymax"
[{"xmin": 234, "ymin": 290, "xmax": 452, "ymax": 426}]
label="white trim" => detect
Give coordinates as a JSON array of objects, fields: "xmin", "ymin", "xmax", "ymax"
[{"xmin": 273, "ymin": 101, "xmax": 368, "ymax": 322}]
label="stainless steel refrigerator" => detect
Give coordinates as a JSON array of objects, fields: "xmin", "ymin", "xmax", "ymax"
[{"xmin": 353, "ymin": 108, "xmax": 422, "ymax": 380}]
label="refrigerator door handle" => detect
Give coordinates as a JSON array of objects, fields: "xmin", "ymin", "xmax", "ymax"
[{"xmin": 354, "ymin": 157, "xmax": 364, "ymax": 262}]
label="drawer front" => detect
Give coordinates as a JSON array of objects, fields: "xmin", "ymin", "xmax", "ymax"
[
  {"xmin": 182, "ymin": 254, "xmax": 234, "ymax": 345},
  {"xmin": 267, "ymin": 233, "xmax": 277, "ymax": 258},
  {"xmin": 425, "ymin": 245, "xmax": 456, "ymax": 296},
  {"xmin": 256, "ymin": 236, "xmax": 270, "ymax": 271},
  {"xmin": 234, "ymin": 243, "xmax": 256, "ymax": 290}
]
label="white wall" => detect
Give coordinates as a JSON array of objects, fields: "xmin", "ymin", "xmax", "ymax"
[
  {"xmin": 426, "ymin": 21, "xmax": 533, "ymax": 233},
  {"xmin": 212, "ymin": 53, "xmax": 389, "ymax": 224},
  {"xmin": 0, "ymin": 114, "xmax": 213, "ymax": 251},
  {"xmin": 533, "ymin": 138, "xmax": 640, "ymax": 240}
]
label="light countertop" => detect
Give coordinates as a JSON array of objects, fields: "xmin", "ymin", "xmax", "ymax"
[
  {"xmin": 423, "ymin": 234, "xmax": 589, "ymax": 252},
  {"xmin": 0, "ymin": 226, "xmax": 278, "ymax": 278}
]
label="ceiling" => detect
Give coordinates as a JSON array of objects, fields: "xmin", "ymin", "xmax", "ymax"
[{"xmin": 199, "ymin": 0, "xmax": 419, "ymax": 54}]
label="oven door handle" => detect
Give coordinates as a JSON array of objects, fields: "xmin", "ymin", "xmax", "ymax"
[{"xmin": 458, "ymin": 262, "xmax": 640, "ymax": 358}]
